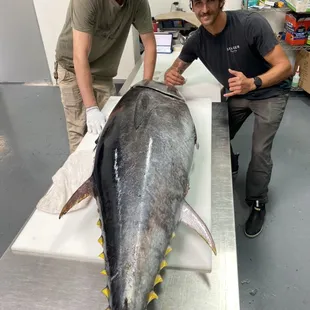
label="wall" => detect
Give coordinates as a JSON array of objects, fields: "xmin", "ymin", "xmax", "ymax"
[
  {"xmin": 31, "ymin": 0, "xmax": 294, "ymax": 85},
  {"xmin": 115, "ymin": 27, "xmax": 140, "ymax": 82},
  {"xmin": 32, "ymin": 0, "xmax": 140, "ymax": 85},
  {"xmin": 150, "ymin": 0, "xmax": 242, "ymax": 16},
  {"xmin": 0, "ymin": 0, "xmax": 50, "ymax": 84},
  {"xmin": 32, "ymin": 0, "xmax": 69, "ymax": 84},
  {"xmin": 32, "ymin": 0, "xmax": 244, "ymax": 86}
]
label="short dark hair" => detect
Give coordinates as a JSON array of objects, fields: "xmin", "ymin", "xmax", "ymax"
[{"xmin": 190, "ymin": 0, "xmax": 226, "ymax": 9}]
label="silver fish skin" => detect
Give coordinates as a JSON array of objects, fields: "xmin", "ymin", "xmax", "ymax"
[{"xmin": 92, "ymin": 80, "xmax": 197, "ymax": 310}]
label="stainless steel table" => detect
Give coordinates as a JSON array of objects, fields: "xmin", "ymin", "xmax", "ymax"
[{"xmin": 0, "ymin": 59, "xmax": 240, "ymax": 310}]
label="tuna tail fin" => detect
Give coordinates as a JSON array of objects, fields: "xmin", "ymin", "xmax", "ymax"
[
  {"xmin": 180, "ymin": 201, "xmax": 217, "ymax": 255},
  {"xmin": 59, "ymin": 176, "xmax": 94, "ymax": 219}
]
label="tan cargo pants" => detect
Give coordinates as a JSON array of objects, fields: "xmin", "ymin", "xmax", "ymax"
[{"xmin": 57, "ymin": 64, "xmax": 116, "ymax": 154}]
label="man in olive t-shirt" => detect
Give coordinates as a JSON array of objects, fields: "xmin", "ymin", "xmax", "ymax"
[{"xmin": 55, "ymin": 0, "xmax": 156, "ymax": 153}]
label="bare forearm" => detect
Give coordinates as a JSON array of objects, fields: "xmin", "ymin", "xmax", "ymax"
[
  {"xmin": 170, "ymin": 57, "xmax": 191, "ymax": 74},
  {"xmin": 143, "ymin": 44, "xmax": 156, "ymax": 80},
  {"xmin": 72, "ymin": 29, "xmax": 96, "ymax": 109},
  {"xmin": 164, "ymin": 57, "xmax": 191, "ymax": 85},
  {"xmin": 140, "ymin": 32, "xmax": 157, "ymax": 80},
  {"xmin": 74, "ymin": 56, "xmax": 96, "ymax": 108},
  {"xmin": 258, "ymin": 62, "xmax": 293, "ymax": 89}
]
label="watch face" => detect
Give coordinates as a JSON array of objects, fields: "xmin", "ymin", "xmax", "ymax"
[{"xmin": 255, "ymin": 77, "xmax": 262, "ymax": 88}]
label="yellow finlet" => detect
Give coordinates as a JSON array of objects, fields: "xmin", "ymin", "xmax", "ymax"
[
  {"xmin": 160, "ymin": 260, "xmax": 168, "ymax": 270},
  {"xmin": 99, "ymin": 252, "xmax": 105, "ymax": 260},
  {"xmin": 102, "ymin": 287, "xmax": 110, "ymax": 298},
  {"xmin": 165, "ymin": 246, "xmax": 172, "ymax": 256},
  {"xmin": 101, "ymin": 269, "xmax": 107, "ymax": 276},
  {"xmin": 148, "ymin": 291, "xmax": 158, "ymax": 304},
  {"xmin": 98, "ymin": 236, "xmax": 104, "ymax": 245},
  {"xmin": 97, "ymin": 219, "xmax": 102, "ymax": 228},
  {"xmin": 105, "ymin": 308, "xmax": 111, "ymax": 310},
  {"xmin": 154, "ymin": 274, "xmax": 163, "ymax": 286},
  {"xmin": 171, "ymin": 232, "xmax": 176, "ymax": 239}
]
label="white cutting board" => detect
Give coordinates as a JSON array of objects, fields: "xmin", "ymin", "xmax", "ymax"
[{"xmin": 11, "ymin": 95, "xmax": 214, "ymax": 272}]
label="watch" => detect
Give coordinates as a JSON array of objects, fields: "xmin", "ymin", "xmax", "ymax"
[{"xmin": 254, "ymin": 76, "xmax": 262, "ymax": 89}]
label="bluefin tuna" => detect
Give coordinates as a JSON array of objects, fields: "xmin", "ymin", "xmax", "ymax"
[{"xmin": 59, "ymin": 80, "xmax": 217, "ymax": 310}]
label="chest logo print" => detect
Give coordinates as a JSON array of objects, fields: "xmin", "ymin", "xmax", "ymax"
[{"xmin": 227, "ymin": 45, "xmax": 240, "ymax": 53}]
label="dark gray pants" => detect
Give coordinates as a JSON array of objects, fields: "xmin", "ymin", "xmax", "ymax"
[{"xmin": 228, "ymin": 92, "xmax": 289, "ymax": 205}]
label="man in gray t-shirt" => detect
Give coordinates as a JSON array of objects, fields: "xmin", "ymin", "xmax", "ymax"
[{"xmin": 164, "ymin": 0, "xmax": 293, "ymax": 238}]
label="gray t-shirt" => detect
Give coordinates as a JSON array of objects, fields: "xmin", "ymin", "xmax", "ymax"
[{"xmin": 179, "ymin": 10, "xmax": 291, "ymax": 100}]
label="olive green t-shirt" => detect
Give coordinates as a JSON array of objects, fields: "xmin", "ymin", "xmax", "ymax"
[{"xmin": 55, "ymin": 0, "xmax": 153, "ymax": 79}]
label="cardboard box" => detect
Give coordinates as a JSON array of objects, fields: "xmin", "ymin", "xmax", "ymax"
[
  {"xmin": 294, "ymin": 49, "xmax": 310, "ymax": 93},
  {"xmin": 284, "ymin": 12, "xmax": 310, "ymax": 45}
]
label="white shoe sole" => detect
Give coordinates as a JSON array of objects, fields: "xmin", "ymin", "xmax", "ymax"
[{"xmin": 244, "ymin": 226, "xmax": 263, "ymax": 238}]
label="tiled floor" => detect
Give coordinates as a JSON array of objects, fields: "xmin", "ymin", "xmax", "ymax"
[{"xmin": 232, "ymin": 94, "xmax": 310, "ymax": 309}]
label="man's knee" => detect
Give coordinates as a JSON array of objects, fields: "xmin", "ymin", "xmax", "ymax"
[
  {"xmin": 228, "ymin": 98, "xmax": 251, "ymax": 140},
  {"xmin": 254, "ymin": 94, "xmax": 288, "ymax": 127}
]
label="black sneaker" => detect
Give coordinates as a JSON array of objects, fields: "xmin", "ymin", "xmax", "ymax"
[{"xmin": 244, "ymin": 201, "xmax": 266, "ymax": 238}]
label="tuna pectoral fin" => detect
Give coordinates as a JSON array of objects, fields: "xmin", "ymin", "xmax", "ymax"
[
  {"xmin": 180, "ymin": 201, "xmax": 217, "ymax": 255},
  {"xmin": 59, "ymin": 177, "xmax": 94, "ymax": 219}
]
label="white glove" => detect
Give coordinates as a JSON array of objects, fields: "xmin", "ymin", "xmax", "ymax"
[{"xmin": 86, "ymin": 106, "xmax": 107, "ymax": 135}]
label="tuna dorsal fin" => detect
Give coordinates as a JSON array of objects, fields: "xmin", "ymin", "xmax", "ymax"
[
  {"xmin": 59, "ymin": 176, "xmax": 94, "ymax": 219},
  {"xmin": 180, "ymin": 201, "xmax": 217, "ymax": 255}
]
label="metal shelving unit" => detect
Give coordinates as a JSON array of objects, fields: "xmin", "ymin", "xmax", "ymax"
[
  {"xmin": 242, "ymin": 0, "xmax": 292, "ymax": 11},
  {"xmin": 279, "ymin": 40, "xmax": 310, "ymax": 51},
  {"xmin": 246, "ymin": 6, "xmax": 292, "ymax": 12},
  {"xmin": 243, "ymin": 3, "xmax": 310, "ymax": 50},
  {"xmin": 290, "ymin": 86, "xmax": 305, "ymax": 91},
  {"xmin": 281, "ymin": 39, "xmax": 309, "ymax": 91},
  {"xmin": 242, "ymin": 2, "xmax": 310, "ymax": 92}
]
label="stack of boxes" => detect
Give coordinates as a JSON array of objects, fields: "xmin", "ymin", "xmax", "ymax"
[
  {"xmin": 282, "ymin": 1, "xmax": 310, "ymax": 92},
  {"xmin": 284, "ymin": 11, "xmax": 310, "ymax": 45}
]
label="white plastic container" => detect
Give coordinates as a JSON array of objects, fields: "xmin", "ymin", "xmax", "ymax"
[{"xmin": 292, "ymin": 65, "xmax": 300, "ymax": 87}]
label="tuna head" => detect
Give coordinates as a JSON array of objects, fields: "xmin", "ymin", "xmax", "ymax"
[{"xmin": 59, "ymin": 80, "xmax": 217, "ymax": 310}]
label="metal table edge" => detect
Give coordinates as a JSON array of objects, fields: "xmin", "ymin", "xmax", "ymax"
[{"xmin": 211, "ymin": 101, "xmax": 240, "ymax": 309}]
